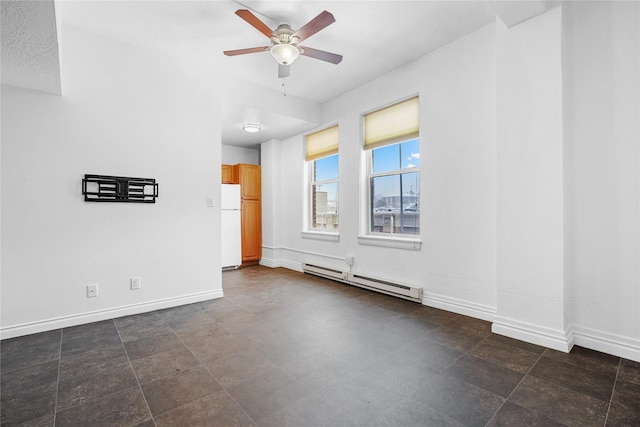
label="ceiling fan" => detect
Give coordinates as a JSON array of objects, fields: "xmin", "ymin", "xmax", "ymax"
[{"xmin": 223, "ymin": 9, "xmax": 343, "ymax": 78}]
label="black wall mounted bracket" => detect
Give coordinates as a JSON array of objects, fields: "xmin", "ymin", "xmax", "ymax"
[{"xmin": 82, "ymin": 174, "xmax": 158, "ymax": 203}]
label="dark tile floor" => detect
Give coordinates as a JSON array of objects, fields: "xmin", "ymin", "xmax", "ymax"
[{"xmin": 2, "ymin": 266, "xmax": 639, "ymax": 426}]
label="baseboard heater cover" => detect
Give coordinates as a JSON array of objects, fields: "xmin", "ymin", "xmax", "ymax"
[
  {"xmin": 302, "ymin": 263, "xmax": 348, "ymax": 282},
  {"xmin": 302, "ymin": 263, "xmax": 423, "ymax": 303}
]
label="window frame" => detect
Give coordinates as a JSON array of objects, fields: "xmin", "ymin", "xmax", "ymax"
[
  {"xmin": 303, "ymin": 124, "xmax": 340, "ymax": 240},
  {"xmin": 308, "ymin": 153, "xmax": 339, "ymax": 233},
  {"xmin": 357, "ymin": 95, "xmax": 422, "ymax": 250},
  {"xmin": 366, "ymin": 139, "xmax": 420, "ymax": 237}
]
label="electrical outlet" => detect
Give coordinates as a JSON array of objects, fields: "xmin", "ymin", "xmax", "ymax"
[
  {"xmin": 346, "ymin": 255, "xmax": 355, "ymax": 266},
  {"xmin": 130, "ymin": 277, "xmax": 141, "ymax": 290},
  {"xmin": 87, "ymin": 284, "xmax": 98, "ymax": 298}
]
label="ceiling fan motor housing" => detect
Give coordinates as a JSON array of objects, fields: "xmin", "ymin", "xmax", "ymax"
[
  {"xmin": 271, "ymin": 24, "xmax": 300, "ymax": 46},
  {"xmin": 270, "ymin": 24, "xmax": 301, "ymax": 65},
  {"xmin": 224, "ymin": 10, "xmax": 341, "ymax": 74}
]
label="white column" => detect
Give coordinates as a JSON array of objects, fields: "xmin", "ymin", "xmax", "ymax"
[
  {"xmin": 260, "ymin": 139, "xmax": 282, "ymax": 267},
  {"xmin": 494, "ymin": 7, "xmax": 570, "ymax": 351}
]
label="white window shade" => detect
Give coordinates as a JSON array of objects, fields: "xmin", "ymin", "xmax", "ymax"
[
  {"xmin": 306, "ymin": 125, "xmax": 339, "ymax": 161},
  {"xmin": 364, "ymin": 97, "xmax": 419, "ymax": 150}
]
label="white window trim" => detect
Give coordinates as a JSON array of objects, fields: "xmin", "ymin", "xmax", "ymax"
[
  {"xmin": 301, "ymin": 230, "xmax": 340, "ymax": 242},
  {"xmin": 357, "ymin": 234, "xmax": 422, "ymax": 250}
]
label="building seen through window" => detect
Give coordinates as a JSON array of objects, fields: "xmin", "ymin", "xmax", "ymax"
[
  {"xmin": 364, "ymin": 96, "xmax": 420, "ymax": 236},
  {"xmin": 370, "ymin": 139, "xmax": 419, "ymax": 235},
  {"xmin": 311, "ymin": 154, "xmax": 339, "ymax": 231},
  {"xmin": 306, "ymin": 124, "xmax": 339, "ymax": 232}
]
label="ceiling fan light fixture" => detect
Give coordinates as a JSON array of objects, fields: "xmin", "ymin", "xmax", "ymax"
[
  {"xmin": 271, "ymin": 43, "xmax": 300, "ymax": 65},
  {"xmin": 242, "ymin": 123, "xmax": 261, "ymax": 133}
]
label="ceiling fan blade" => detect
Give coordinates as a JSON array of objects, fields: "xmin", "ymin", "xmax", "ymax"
[
  {"xmin": 299, "ymin": 46, "xmax": 343, "ymax": 64},
  {"xmin": 235, "ymin": 9, "xmax": 273, "ymax": 38},
  {"xmin": 293, "ymin": 10, "xmax": 335, "ymax": 42},
  {"xmin": 278, "ymin": 64, "xmax": 290, "ymax": 78},
  {"xmin": 223, "ymin": 46, "xmax": 270, "ymax": 56}
]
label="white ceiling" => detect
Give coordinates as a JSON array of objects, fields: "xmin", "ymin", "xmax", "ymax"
[
  {"xmin": 1, "ymin": 0, "xmax": 61, "ymax": 94},
  {"xmin": 2, "ymin": 0, "xmax": 549, "ymax": 148}
]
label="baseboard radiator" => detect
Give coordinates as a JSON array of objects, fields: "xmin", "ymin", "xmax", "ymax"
[
  {"xmin": 302, "ymin": 263, "xmax": 348, "ymax": 282},
  {"xmin": 302, "ymin": 263, "xmax": 423, "ymax": 303}
]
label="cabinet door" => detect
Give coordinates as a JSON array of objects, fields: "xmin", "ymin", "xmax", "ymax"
[
  {"xmin": 238, "ymin": 165, "xmax": 261, "ymax": 200},
  {"xmin": 221, "ymin": 164, "xmax": 234, "ymax": 184},
  {"xmin": 241, "ymin": 200, "xmax": 262, "ymax": 263}
]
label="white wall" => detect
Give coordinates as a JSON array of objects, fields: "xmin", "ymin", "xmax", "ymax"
[
  {"xmin": 260, "ymin": 139, "xmax": 282, "ymax": 267},
  {"xmin": 563, "ymin": 1, "xmax": 640, "ymax": 360},
  {"xmin": 263, "ymin": 22, "xmax": 498, "ymax": 319},
  {"xmin": 261, "ymin": 4, "xmax": 640, "ymax": 361},
  {"xmin": 221, "ymin": 144, "xmax": 259, "ymax": 166},
  {"xmin": 494, "ymin": 8, "xmax": 568, "ymax": 349},
  {"xmin": 1, "ymin": 25, "xmax": 222, "ymax": 338}
]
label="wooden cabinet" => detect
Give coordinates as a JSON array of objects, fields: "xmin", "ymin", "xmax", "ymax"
[
  {"xmin": 221, "ymin": 164, "xmax": 235, "ymax": 184},
  {"xmin": 230, "ymin": 164, "xmax": 262, "ymax": 265},
  {"xmin": 240, "ymin": 199, "xmax": 262, "ymax": 263},
  {"xmin": 236, "ymin": 164, "xmax": 261, "ymax": 200}
]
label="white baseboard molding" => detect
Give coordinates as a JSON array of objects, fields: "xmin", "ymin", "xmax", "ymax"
[
  {"xmin": 0, "ymin": 290, "xmax": 224, "ymax": 340},
  {"xmin": 281, "ymin": 259, "xmax": 303, "ymax": 272},
  {"xmin": 260, "ymin": 257, "xmax": 640, "ymax": 362},
  {"xmin": 572, "ymin": 325, "xmax": 640, "ymax": 362},
  {"xmin": 422, "ymin": 293, "xmax": 496, "ymax": 322},
  {"xmin": 492, "ymin": 315, "xmax": 574, "ymax": 353},
  {"xmin": 259, "ymin": 257, "xmax": 281, "ymax": 268},
  {"xmin": 260, "ymin": 257, "xmax": 303, "ymax": 272}
]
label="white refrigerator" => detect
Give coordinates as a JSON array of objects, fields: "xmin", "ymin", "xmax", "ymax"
[{"xmin": 221, "ymin": 184, "xmax": 242, "ymax": 269}]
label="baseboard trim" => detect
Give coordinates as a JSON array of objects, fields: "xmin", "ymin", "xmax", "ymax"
[
  {"xmin": 281, "ymin": 260, "xmax": 303, "ymax": 272},
  {"xmin": 492, "ymin": 315, "xmax": 574, "ymax": 352},
  {"xmin": 422, "ymin": 293, "xmax": 496, "ymax": 322},
  {"xmin": 0, "ymin": 289, "xmax": 224, "ymax": 340},
  {"xmin": 259, "ymin": 257, "xmax": 281, "ymax": 268},
  {"xmin": 572, "ymin": 325, "xmax": 640, "ymax": 362},
  {"xmin": 260, "ymin": 257, "xmax": 303, "ymax": 272},
  {"xmin": 259, "ymin": 257, "xmax": 640, "ymax": 362}
]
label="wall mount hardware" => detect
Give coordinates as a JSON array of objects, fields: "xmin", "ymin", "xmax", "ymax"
[{"xmin": 82, "ymin": 174, "xmax": 158, "ymax": 203}]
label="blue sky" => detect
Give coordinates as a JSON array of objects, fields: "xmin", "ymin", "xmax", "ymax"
[
  {"xmin": 314, "ymin": 138, "xmax": 420, "ymax": 204},
  {"xmin": 372, "ymin": 139, "xmax": 420, "ymax": 198},
  {"xmin": 373, "ymin": 138, "xmax": 420, "ymax": 173}
]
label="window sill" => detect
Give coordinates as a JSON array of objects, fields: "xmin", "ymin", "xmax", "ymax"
[
  {"xmin": 357, "ymin": 234, "xmax": 422, "ymax": 250},
  {"xmin": 301, "ymin": 231, "xmax": 340, "ymax": 242}
]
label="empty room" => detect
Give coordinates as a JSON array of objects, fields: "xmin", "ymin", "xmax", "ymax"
[{"xmin": 1, "ymin": 1, "xmax": 639, "ymax": 426}]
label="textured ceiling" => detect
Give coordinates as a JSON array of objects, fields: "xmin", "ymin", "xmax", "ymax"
[
  {"xmin": 1, "ymin": 0, "xmax": 61, "ymax": 94},
  {"xmin": 57, "ymin": 1, "xmax": 500, "ymax": 104},
  {"xmin": 2, "ymin": 1, "xmax": 549, "ymax": 148}
]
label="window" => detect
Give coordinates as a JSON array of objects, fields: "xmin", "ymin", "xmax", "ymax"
[
  {"xmin": 306, "ymin": 125, "xmax": 339, "ymax": 232},
  {"xmin": 364, "ymin": 97, "xmax": 419, "ymax": 236}
]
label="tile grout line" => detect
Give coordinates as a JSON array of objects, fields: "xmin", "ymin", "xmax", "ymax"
[
  {"xmin": 482, "ymin": 351, "xmax": 547, "ymax": 426},
  {"xmin": 16, "ymin": 268, "xmax": 635, "ymax": 426},
  {"xmin": 52, "ymin": 329, "xmax": 64, "ymax": 426},
  {"xmin": 115, "ymin": 317, "xmax": 158, "ymax": 426},
  {"xmin": 54, "ymin": 326, "xmax": 139, "ymax": 419},
  {"xmin": 193, "ymin": 296, "xmax": 395, "ymax": 427},
  {"xmin": 603, "ymin": 357, "xmax": 622, "ymax": 426},
  {"xmin": 434, "ymin": 330, "xmax": 523, "ymax": 427},
  {"xmin": 162, "ymin": 302, "xmax": 261, "ymax": 426},
  {"xmin": 194, "ymin": 307, "xmax": 272, "ymax": 427}
]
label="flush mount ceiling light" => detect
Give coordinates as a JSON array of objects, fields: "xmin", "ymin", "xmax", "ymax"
[{"xmin": 242, "ymin": 123, "xmax": 261, "ymax": 133}]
